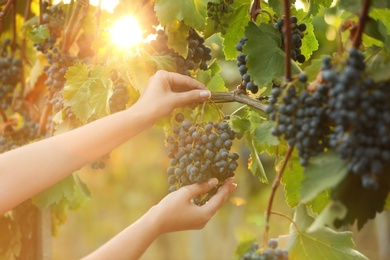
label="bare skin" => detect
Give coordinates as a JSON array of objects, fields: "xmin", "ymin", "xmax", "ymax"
[{"xmin": 0, "ymin": 70, "xmax": 237, "ymax": 259}]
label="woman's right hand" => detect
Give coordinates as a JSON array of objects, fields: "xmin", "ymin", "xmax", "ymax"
[{"xmin": 149, "ymin": 177, "xmax": 237, "ymax": 234}]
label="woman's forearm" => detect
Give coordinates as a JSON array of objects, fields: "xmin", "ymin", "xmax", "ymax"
[
  {"xmin": 0, "ymin": 104, "xmax": 154, "ymax": 214},
  {"xmin": 82, "ymin": 207, "xmax": 161, "ymax": 260}
]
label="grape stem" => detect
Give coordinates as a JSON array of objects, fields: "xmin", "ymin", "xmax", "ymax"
[
  {"xmin": 352, "ymin": 0, "xmax": 371, "ymax": 49},
  {"xmin": 0, "ymin": 106, "xmax": 8, "ymax": 122},
  {"xmin": 19, "ymin": 0, "xmax": 33, "ymax": 97},
  {"xmin": 270, "ymin": 210, "xmax": 301, "ymax": 233},
  {"xmin": 282, "ymin": 0, "xmax": 292, "ymax": 81},
  {"xmin": 0, "ymin": 0, "xmax": 15, "ymax": 35},
  {"xmin": 210, "ymin": 90, "xmax": 266, "ymax": 112},
  {"xmin": 263, "ymin": 145, "xmax": 294, "ymax": 248}
]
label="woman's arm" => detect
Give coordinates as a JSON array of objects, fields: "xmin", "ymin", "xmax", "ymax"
[
  {"xmin": 82, "ymin": 177, "xmax": 237, "ymax": 260},
  {"xmin": 0, "ymin": 71, "xmax": 211, "ymax": 214}
]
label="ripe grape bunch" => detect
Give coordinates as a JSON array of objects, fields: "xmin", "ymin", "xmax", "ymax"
[
  {"xmin": 266, "ymin": 78, "xmax": 331, "ymax": 166},
  {"xmin": 34, "ymin": 1, "xmax": 66, "ymax": 53},
  {"xmin": 323, "ymin": 48, "xmax": 390, "ymax": 189},
  {"xmin": 0, "ymin": 38, "xmax": 21, "ymax": 109},
  {"xmin": 241, "ymin": 239, "xmax": 289, "ymax": 260},
  {"xmin": 148, "ymin": 28, "xmax": 212, "ymax": 76},
  {"xmin": 235, "ymin": 37, "xmax": 259, "ymax": 94},
  {"xmin": 109, "ymin": 70, "xmax": 130, "ymax": 114},
  {"xmin": 207, "ymin": 0, "xmax": 234, "ymax": 35},
  {"xmin": 165, "ymin": 113, "xmax": 239, "ymax": 205},
  {"xmin": 274, "ymin": 15, "xmax": 307, "ymax": 63}
]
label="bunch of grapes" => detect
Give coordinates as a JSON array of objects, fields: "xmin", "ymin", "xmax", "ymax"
[
  {"xmin": 43, "ymin": 48, "xmax": 75, "ymax": 92},
  {"xmin": 266, "ymin": 76, "xmax": 331, "ymax": 166},
  {"xmin": 0, "ymin": 38, "xmax": 21, "ymax": 109},
  {"xmin": 323, "ymin": 49, "xmax": 390, "ymax": 188},
  {"xmin": 240, "ymin": 239, "xmax": 289, "ymax": 260},
  {"xmin": 235, "ymin": 37, "xmax": 259, "ymax": 94},
  {"xmin": 207, "ymin": 0, "xmax": 234, "ymax": 35},
  {"xmin": 34, "ymin": 1, "xmax": 66, "ymax": 53},
  {"xmin": 0, "ymin": 117, "xmax": 39, "ymax": 153},
  {"xmin": 109, "ymin": 70, "xmax": 130, "ymax": 114},
  {"xmin": 274, "ymin": 16, "xmax": 307, "ymax": 63},
  {"xmin": 147, "ymin": 28, "xmax": 211, "ymax": 76},
  {"xmin": 165, "ymin": 113, "xmax": 239, "ymax": 205}
]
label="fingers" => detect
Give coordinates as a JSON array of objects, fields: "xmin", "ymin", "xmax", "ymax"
[
  {"xmin": 154, "ymin": 70, "xmax": 206, "ymax": 91},
  {"xmin": 181, "ymin": 178, "xmax": 218, "ymax": 199},
  {"xmin": 173, "ymin": 89, "xmax": 210, "ymax": 107},
  {"xmin": 202, "ymin": 177, "xmax": 237, "ymax": 212}
]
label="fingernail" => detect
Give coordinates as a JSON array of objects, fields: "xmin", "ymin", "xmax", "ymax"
[
  {"xmin": 208, "ymin": 178, "xmax": 218, "ymax": 187},
  {"xmin": 200, "ymin": 90, "xmax": 211, "ymax": 100}
]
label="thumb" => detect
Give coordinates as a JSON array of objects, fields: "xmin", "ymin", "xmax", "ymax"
[
  {"xmin": 174, "ymin": 89, "xmax": 211, "ymax": 107},
  {"xmin": 181, "ymin": 178, "xmax": 218, "ymax": 199}
]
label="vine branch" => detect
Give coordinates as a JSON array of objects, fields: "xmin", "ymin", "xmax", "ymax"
[
  {"xmin": 210, "ymin": 90, "xmax": 266, "ymax": 112},
  {"xmin": 270, "ymin": 211, "xmax": 301, "ymax": 233},
  {"xmin": 250, "ymin": 0, "xmax": 261, "ymax": 22},
  {"xmin": 62, "ymin": 0, "xmax": 90, "ymax": 53},
  {"xmin": 263, "ymin": 145, "xmax": 294, "ymax": 247},
  {"xmin": 0, "ymin": 0, "xmax": 14, "ymax": 35},
  {"xmin": 352, "ymin": 0, "xmax": 371, "ymax": 49}
]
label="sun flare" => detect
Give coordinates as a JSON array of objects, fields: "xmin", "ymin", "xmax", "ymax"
[{"xmin": 109, "ymin": 16, "xmax": 144, "ymax": 48}]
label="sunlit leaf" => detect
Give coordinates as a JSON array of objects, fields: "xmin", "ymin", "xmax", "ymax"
[
  {"xmin": 289, "ymin": 205, "xmax": 369, "ymax": 260},
  {"xmin": 300, "ymin": 151, "xmax": 348, "ymax": 203}
]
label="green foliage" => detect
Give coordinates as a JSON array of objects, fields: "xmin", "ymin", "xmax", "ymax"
[
  {"xmin": 289, "ymin": 205, "xmax": 368, "ymax": 260},
  {"xmin": 300, "ymin": 151, "xmax": 348, "ymax": 203},
  {"xmin": 63, "ymin": 64, "xmax": 114, "ymax": 122}
]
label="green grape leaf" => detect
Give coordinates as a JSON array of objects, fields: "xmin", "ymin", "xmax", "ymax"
[
  {"xmin": 221, "ymin": 3, "xmax": 251, "ymax": 60},
  {"xmin": 147, "ymin": 54, "xmax": 177, "ymax": 72},
  {"xmin": 338, "ymin": 0, "xmax": 390, "ymax": 14},
  {"xmin": 306, "ymin": 190, "xmax": 330, "ymax": 215},
  {"xmin": 300, "ymin": 151, "xmax": 349, "ymax": 203},
  {"xmin": 244, "ymin": 22, "xmax": 301, "ymax": 87},
  {"xmin": 32, "ymin": 175, "xmax": 76, "ymax": 208},
  {"xmin": 281, "ymin": 150, "xmax": 305, "ymax": 207},
  {"xmin": 307, "ymin": 200, "xmax": 347, "ymax": 233},
  {"xmin": 267, "ymin": 0, "xmax": 297, "ymax": 14},
  {"xmin": 207, "ymin": 73, "xmax": 228, "ymax": 92},
  {"xmin": 29, "ymin": 25, "xmax": 50, "ymax": 44},
  {"xmin": 63, "ymin": 64, "xmax": 113, "ymax": 122},
  {"xmin": 154, "ymin": 0, "xmax": 218, "ymax": 30},
  {"xmin": 230, "ymin": 113, "xmax": 251, "ymax": 135},
  {"xmin": 119, "ymin": 54, "xmax": 156, "ymax": 90},
  {"xmin": 306, "ymin": 0, "xmax": 333, "ymax": 18},
  {"xmin": 247, "ymin": 134, "xmax": 268, "ymax": 183},
  {"xmin": 289, "ymin": 205, "xmax": 369, "ymax": 260},
  {"xmin": 253, "ymin": 121, "xmax": 279, "ymax": 147},
  {"xmin": 166, "ymin": 20, "xmax": 190, "ymax": 57}
]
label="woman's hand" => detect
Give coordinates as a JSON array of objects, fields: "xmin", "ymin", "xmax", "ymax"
[
  {"xmin": 150, "ymin": 177, "xmax": 237, "ymax": 234},
  {"xmin": 133, "ymin": 70, "xmax": 211, "ymax": 122}
]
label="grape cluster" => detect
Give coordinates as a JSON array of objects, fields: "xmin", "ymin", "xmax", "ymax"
[
  {"xmin": 148, "ymin": 28, "xmax": 211, "ymax": 76},
  {"xmin": 241, "ymin": 240, "xmax": 289, "ymax": 260},
  {"xmin": 0, "ymin": 38, "xmax": 21, "ymax": 109},
  {"xmin": 266, "ymin": 78, "xmax": 331, "ymax": 166},
  {"xmin": 274, "ymin": 16, "xmax": 307, "ymax": 63},
  {"xmin": 323, "ymin": 49, "xmax": 390, "ymax": 189},
  {"xmin": 43, "ymin": 48, "xmax": 75, "ymax": 92},
  {"xmin": 34, "ymin": 2, "xmax": 66, "ymax": 53},
  {"xmin": 207, "ymin": 0, "xmax": 234, "ymax": 35},
  {"xmin": 165, "ymin": 113, "xmax": 239, "ymax": 205},
  {"xmin": 0, "ymin": 118, "xmax": 39, "ymax": 154},
  {"xmin": 235, "ymin": 37, "xmax": 259, "ymax": 94},
  {"xmin": 109, "ymin": 70, "xmax": 129, "ymax": 114}
]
